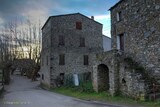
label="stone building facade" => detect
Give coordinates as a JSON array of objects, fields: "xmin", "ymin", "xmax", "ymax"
[
  {"xmin": 93, "ymin": 0, "xmax": 160, "ymax": 100},
  {"xmin": 40, "ymin": 13, "xmax": 103, "ymax": 87},
  {"xmin": 110, "ymin": 0, "xmax": 160, "ymax": 78}
]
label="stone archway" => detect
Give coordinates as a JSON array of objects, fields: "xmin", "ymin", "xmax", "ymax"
[{"xmin": 97, "ymin": 64, "xmax": 109, "ymax": 92}]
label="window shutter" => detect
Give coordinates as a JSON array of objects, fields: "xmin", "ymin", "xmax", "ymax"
[
  {"xmin": 59, "ymin": 35, "xmax": 65, "ymax": 46},
  {"xmin": 76, "ymin": 22, "xmax": 82, "ymax": 30},
  {"xmin": 59, "ymin": 54, "xmax": 65, "ymax": 65},
  {"xmin": 117, "ymin": 35, "xmax": 120, "ymax": 50},
  {"xmin": 84, "ymin": 55, "xmax": 89, "ymax": 65},
  {"xmin": 117, "ymin": 12, "xmax": 120, "ymax": 21},
  {"xmin": 80, "ymin": 37, "xmax": 85, "ymax": 47}
]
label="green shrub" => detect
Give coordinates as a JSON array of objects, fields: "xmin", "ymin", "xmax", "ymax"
[{"xmin": 78, "ymin": 81, "xmax": 94, "ymax": 93}]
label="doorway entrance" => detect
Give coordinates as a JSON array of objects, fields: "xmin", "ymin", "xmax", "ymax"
[{"xmin": 97, "ymin": 64, "xmax": 109, "ymax": 92}]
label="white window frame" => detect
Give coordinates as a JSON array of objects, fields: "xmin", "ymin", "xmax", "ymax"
[{"xmin": 117, "ymin": 11, "xmax": 121, "ymax": 22}]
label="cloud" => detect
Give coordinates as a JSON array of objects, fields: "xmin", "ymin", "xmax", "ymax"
[
  {"xmin": 0, "ymin": 0, "xmax": 119, "ymax": 35},
  {"xmin": 21, "ymin": 8, "xmax": 48, "ymax": 25},
  {"xmin": 0, "ymin": 0, "xmax": 54, "ymax": 26},
  {"xmin": 103, "ymin": 29, "xmax": 111, "ymax": 37},
  {"xmin": 94, "ymin": 13, "xmax": 111, "ymax": 37},
  {"xmin": 0, "ymin": 17, "xmax": 4, "ymax": 25},
  {"xmin": 20, "ymin": 0, "xmax": 55, "ymax": 24}
]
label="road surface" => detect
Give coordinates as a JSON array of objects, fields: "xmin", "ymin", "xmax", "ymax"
[{"xmin": 0, "ymin": 75, "xmax": 141, "ymax": 107}]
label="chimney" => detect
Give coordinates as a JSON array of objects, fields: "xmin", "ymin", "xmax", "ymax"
[{"xmin": 91, "ymin": 16, "xmax": 94, "ymax": 20}]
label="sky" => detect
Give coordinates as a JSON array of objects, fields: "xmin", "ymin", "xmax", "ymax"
[{"xmin": 0, "ymin": 0, "xmax": 119, "ymax": 37}]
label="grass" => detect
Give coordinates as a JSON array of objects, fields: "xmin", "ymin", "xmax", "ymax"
[
  {"xmin": 51, "ymin": 86, "xmax": 160, "ymax": 107},
  {"xmin": 43, "ymin": 81, "xmax": 160, "ymax": 107}
]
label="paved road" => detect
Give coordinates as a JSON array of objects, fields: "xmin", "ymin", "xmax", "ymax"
[{"xmin": 0, "ymin": 75, "xmax": 141, "ymax": 107}]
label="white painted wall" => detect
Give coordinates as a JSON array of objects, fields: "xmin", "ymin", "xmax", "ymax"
[{"xmin": 103, "ymin": 36, "xmax": 111, "ymax": 52}]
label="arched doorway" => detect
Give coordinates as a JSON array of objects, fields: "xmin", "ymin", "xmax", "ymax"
[{"xmin": 97, "ymin": 64, "xmax": 109, "ymax": 92}]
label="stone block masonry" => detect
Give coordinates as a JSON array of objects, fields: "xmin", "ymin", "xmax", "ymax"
[
  {"xmin": 40, "ymin": 13, "xmax": 103, "ymax": 88},
  {"xmin": 110, "ymin": 0, "xmax": 160, "ymax": 77}
]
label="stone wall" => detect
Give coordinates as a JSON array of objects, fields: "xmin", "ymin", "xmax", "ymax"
[
  {"xmin": 92, "ymin": 50, "xmax": 120, "ymax": 95},
  {"xmin": 118, "ymin": 57, "xmax": 146, "ymax": 99},
  {"xmin": 50, "ymin": 14, "xmax": 103, "ymax": 50},
  {"xmin": 41, "ymin": 13, "xmax": 103, "ymax": 87},
  {"xmin": 93, "ymin": 50, "xmax": 150, "ymax": 100},
  {"xmin": 110, "ymin": 0, "xmax": 160, "ymax": 79},
  {"xmin": 93, "ymin": 0, "xmax": 160, "ymax": 100},
  {"xmin": 40, "ymin": 51, "xmax": 51, "ymax": 87}
]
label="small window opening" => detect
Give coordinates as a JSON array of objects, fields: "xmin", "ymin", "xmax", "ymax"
[
  {"xmin": 42, "ymin": 74, "xmax": 44, "ymax": 80},
  {"xmin": 122, "ymin": 78, "xmax": 126, "ymax": 84},
  {"xmin": 76, "ymin": 22, "xmax": 82, "ymax": 30}
]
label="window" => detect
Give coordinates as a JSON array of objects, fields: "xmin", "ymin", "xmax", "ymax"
[
  {"xmin": 42, "ymin": 74, "xmax": 44, "ymax": 80},
  {"xmin": 50, "ymin": 57, "xmax": 53, "ymax": 60},
  {"xmin": 46, "ymin": 56, "xmax": 48, "ymax": 65},
  {"xmin": 59, "ymin": 54, "xmax": 65, "ymax": 65},
  {"xmin": 117, "ymin": 33, "xmax": 124, "ymax": 51},
  {"xmin": 117, "ymin": 11, "xmax": 122, "ymax": 21},
  {"xmin": 46, "ymin": 38, "xmax": 49, "ymax": 47},
  {"xmin": 80, "ymin": 37, "xmax": 85, "ymax": 47},
  {"xmin": 76, "ymin": 22, "xmax": 82, "ymax": 30},
  {"xmin": 122, "ymin": 78, "xmax": 126, "ymax": 84},
  {"xmin": 84, "ymin": 55, "xmax": 89, "ymax": 65},
  {"xmin": 60, "ymin": 73, "xmax": 65, "ymax": 85},
  {"xmin": 59, "ymin": 35, "xmax": 65, "ymax": 46}
]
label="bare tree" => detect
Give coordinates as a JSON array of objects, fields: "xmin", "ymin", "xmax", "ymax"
[{"xmin": 0, "ymin": 17, "xmax": 42, "ymax": 81}]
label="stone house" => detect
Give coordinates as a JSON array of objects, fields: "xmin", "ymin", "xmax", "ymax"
[
  {"xmin": 110, "ymin": 0, "xmax": 160, "ymax": 78},
  {"xmin": 40, "ymin": 13, "xmax": 103, "ymax": 87},
  {"xmin": 93, "ymin": 0, "xmax": 160, "ymax": 100}
]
